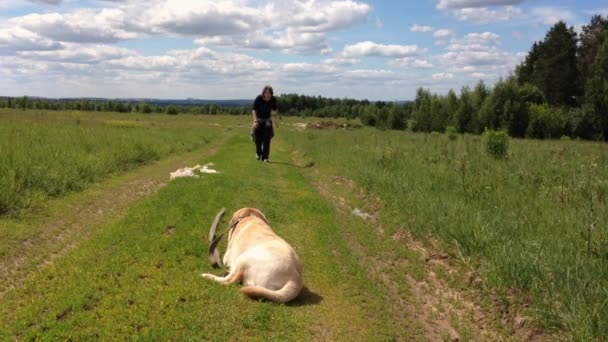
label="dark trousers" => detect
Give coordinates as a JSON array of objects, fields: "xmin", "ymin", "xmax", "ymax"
[{"xmin": 254, "ymin": 125, "xmax": 273, "ymax": 160}]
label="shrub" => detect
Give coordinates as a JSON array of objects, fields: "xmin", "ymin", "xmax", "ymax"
[
  {"xmin": 445, "ymin": 126, "xmax": 458, "ymax": 140},
  {"xmin": 527, "ymin": 104, "xmax": 563, "ymax": 139},
  {"xmin": 166, "ymin": 105, "xmax": 179, "ymax": 115},
  {"xmin": 482, "ymin": 129, "xmax": 509, "ymax": 158}
]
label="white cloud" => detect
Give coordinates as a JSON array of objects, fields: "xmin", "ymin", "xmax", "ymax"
[
  {"xmin": 18, "ymin": 44, "xmax": 135, "ymax": 64},
  {"xmin": 446, "ymin": 32, "xmax": 501, "ymax": 51},
  {"xmin": 342, "ymin": 69, "xmax": 395, "ymax": 80},
  {"xmin": 411, "ymin": 24, "xmax": 434, "ymax": 33},
  {"xmin": 141, "ymin": 1, "xmax": 263, "ymax": 36},
  {"xmin": 432, "ymin": 72, "xmax": 454, "ymax": 80},
  {"xmin": 342, "ymin": 41, "xmax": 426, "ymax": 58},
  {"xmin": 451, "ymin": 6, "xmax": 522, "ymax": 23},
  {"xmin": 392, "ymin": 57, "xmax": 434, "ymax": 68},
  {"xmin": 275, "ymin": 0, "xmax": 370, "ymax": 33},
  {"xmin": 433, "ymin": 29, "xmax": 455, "ymax": 38},
  {"xmin": 0, "ymin": 27, "xmax": 62, "ymax": 54},
  {"xmin": 11, "ymin": 9, "xmax": 137, "ymax": 44},
  {"xmin": 27, "ymin": 0, "xmax": 61, "ymax": 4},
  {"xmin": 437, "ymin": 0, "xmax": 524, "ymax": 10},
  {"xmin": 531, "ymin": 7, "xmax": 576, "ymax": 25},
  {"xmin": 197, "ymin": 29, "xmax": 331, "ymax": 55},
  {"xmin": 5, "ymin": 0, "xmax": 371, "ymax": 56},
  {"xmin": 322, "ymin": 56, "xmax": 360, "ymax": 66}
]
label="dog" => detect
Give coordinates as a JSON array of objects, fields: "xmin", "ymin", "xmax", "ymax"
[{"xmin": 201, "ymin": 208, "xmax": 303, "ymax": 303}]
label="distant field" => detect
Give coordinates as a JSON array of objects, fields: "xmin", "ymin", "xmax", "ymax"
[
  {"xmin": 284, "ymin": 126, "xmax": 608, "ymax": 340},
  {"xmin": 0, "ymin": 109, "xmax": 229, "ymax": 217}
]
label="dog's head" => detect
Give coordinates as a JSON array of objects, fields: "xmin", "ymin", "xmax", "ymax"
[
  {"xmin": 230, "ymin": 208, "xmax": 266, "ymax": 227},
  {"xmin": 228, "ymin": 208, "xmax": 267, "ymax": 240}
]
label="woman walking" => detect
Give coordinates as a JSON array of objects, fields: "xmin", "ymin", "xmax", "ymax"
[{"xmin": 252, "ymin": 85, "xmax": 279, "ymax": 162}]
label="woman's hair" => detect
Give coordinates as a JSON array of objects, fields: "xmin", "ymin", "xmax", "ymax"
[{"xmin": 262, "ymin": 85, "xmax": 274, "ymax": 96}]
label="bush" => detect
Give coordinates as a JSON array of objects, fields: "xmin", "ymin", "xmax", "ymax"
[
  {"xmin": 407, "ymin": 119, "xmax": 418, "ymax": 132},
  {"xmin": 527, "ymin": 104, "xmax": 563, "ymax": 139},
  {"xmin": 166, "ymin": 105, "xmax": 179, "ymax": 115},
  {"xmin": 482, "ymin": 129, "xmax": 509, "ymax": 158},
  {"xmin": 360, "ymin": 112, "xmax": 377, "ymax": 126},
  {"xmin": 445, "ymin": 126, "xmax": 458, "ymax": 140}
]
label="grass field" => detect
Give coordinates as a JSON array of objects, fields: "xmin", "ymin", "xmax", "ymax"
[
  {"xmin": 284, "ymin": 126, "xmax": 608, "ymax": 340},
  {"xmin": 0, "ymin": 123, "xmax": 423, "ymax": 340},
  {"xmin": 1, "ymin": 110, "xmax": 607, "ymax": 340},
  {"xmin": 0, "ymin": 109, "xmax": 226, "ymax": 217}
]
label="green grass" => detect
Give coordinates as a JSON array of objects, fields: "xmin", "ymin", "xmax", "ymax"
[
  {"xmin": 283, "ymin": 125, "xmax": 608, "ymax": 340},
  {"xmin": 0, "ymin": 109, "xmax": 227, "ymax": 217},
  {"xmin": 4, "ymin": 111, "xmax": 606, "ymax": 340},
  {"xmin": 0, "ymin": 132, "xmax": 419, "ymax": 340}
]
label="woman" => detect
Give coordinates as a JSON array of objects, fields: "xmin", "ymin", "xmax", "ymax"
[{"xmin": 251, "ymin": 85, "xmax": 279, "ymax": 162}]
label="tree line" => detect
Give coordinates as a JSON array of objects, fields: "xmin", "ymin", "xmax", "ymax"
[
  {"xmin": 0, "ymin": 94, "xmax": 413, "ymax": 130},
  {"xmin": 410, "ymin": 15, "xmax": 608, "ymax": 140}
]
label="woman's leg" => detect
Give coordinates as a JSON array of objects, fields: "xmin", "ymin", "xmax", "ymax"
[
  {"xmin": 262, "ymin": 130, "xmax": 271, "ymax": 160},
  {"xmin": 254, "ymin": 127, "xmax": 263, "ymax": 159}
]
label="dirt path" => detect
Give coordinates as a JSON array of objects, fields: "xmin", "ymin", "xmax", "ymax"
[{"xmin": 0, "ymin": 139, "xmax": 228, "ymax": 297}]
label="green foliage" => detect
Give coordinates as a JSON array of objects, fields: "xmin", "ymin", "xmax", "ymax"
[
  {"xmin": 479, "ymin": 78, "xmax": 531, "ymax": 137},
  {"xmin": 387, "ymin": 109, "xmax": 405, "ymax": 130},
  {"xmin": 516, "ymin": 21, "xmax": 581, "ymax": 107},
  {"xmin": 584, "ymin": 36, "xmax": 608, "ymax": 140},
  {"xmin": 165, "ymin": 105, "xmax": 178, "ymax": 115},
  {"xmin": 445, "ymin": 126, "xmax": 458, "ymax": 140},
  {"xmin": 578, "ymin": 15, "xmax": 608, "ymax": 84},
  {"xmin": 482, "ymin": 129, "xmax": 509, "ymax": 158},
  {"xmin": 360, "ymin": 107, "xmax": 377, "ymax": 126},
  {"xmin": 140, "ymin": 103, "xmax": 152, "ymax": 114},
  {"xmin": 527, "ymin": 104, "xmax": 564, "ymax": 139}
]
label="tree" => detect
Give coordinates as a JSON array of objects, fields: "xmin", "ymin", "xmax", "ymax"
[
  {"xmin": 578, "ymin": 15, "xmax": 608, "ymax": 87},
  {"xmin": 479, "ymin": 78, "xmax": 530, "ymax": 137},
  {"xmin": 455, "ymin": 87, "xmax": 474, "ymax": 133},
  {"xmin": 515, "ymin": 42, "xmax": 541, "ymax": 85},
  {"xmin": 585, "ymin": 36, "xmax": 608, "ymax": 140},
  {"xmin": 516, "ymin": 21, "xmax": 580, "ymax": 107},
  {"xmin": 471, "ymin": 80, "xmax": 489, "ymax": 133},
  {"xmin": 445, "ymin": 89, "xmax": 459, "ymax": 126},
  {"xmin": 140, "ymin": 103, "xmax": 152, "ymax": 114},
  {"xmin": 166, "ymin": 105, "xmax": 179, "ymax": 115},
  {"xmin": 411, "ymin": 88, "xmax": 433, "ymax": 132}
]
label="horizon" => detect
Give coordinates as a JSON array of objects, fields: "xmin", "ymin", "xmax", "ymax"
[{"xmin": 1, "ymin": 0, "xmax": 605, "ymax": 101}]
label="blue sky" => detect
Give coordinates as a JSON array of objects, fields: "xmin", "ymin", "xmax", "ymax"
[{"xmin": 0, "ymin": 0, "xmax": 606, "ymax": 100}]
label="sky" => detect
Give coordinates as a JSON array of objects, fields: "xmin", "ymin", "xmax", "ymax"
[{"xmin": 0, "ymin": 0, "xmax": 606, "ymax": 101}]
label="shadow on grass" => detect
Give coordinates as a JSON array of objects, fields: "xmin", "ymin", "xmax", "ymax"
[{"xmin": 287, "ymin": 287, "xmax": 323, "ymax": 307}]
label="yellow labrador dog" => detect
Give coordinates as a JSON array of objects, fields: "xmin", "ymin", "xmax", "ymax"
[{"xmin": 202, "ymin": 208, "xmax": 303, "ymax": 303}]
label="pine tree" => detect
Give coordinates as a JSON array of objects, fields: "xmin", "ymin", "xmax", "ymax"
[
  {"xmin": 585, "ymin": 37, "xmax": 608, "ymax": 140},
  {"xmin": 516, "ymin": 21, "xmax": 580, "ymax": 107}
]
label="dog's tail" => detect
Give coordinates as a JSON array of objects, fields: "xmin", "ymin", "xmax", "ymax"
[{"xmin": 240, "ymin": 278, "xmax": 303, "ymax": 303}]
